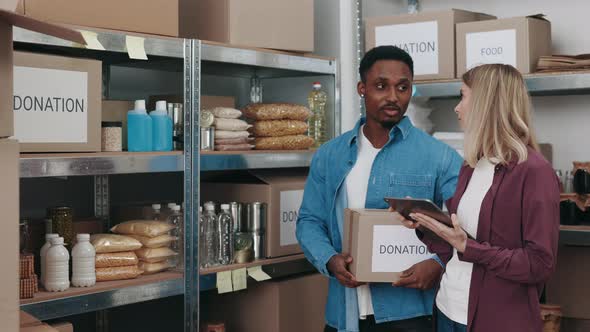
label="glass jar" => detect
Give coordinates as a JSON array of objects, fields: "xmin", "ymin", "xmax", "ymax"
[
  {"xmin": 19, "ymin": 219, "xmax": 30, "ymax": 253},
  {"xmin": 233, "ymin": 232, "xmax": 254, "ymax": 264},
  {"xmin": 47, "ymin": 207, "xmax": 74, "ymax": 247},
  {"xmin": 101, "ymin": 121, "xmax": 123, "ymax": 152}
]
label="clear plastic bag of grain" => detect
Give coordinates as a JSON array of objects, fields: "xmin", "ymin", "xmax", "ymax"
[
  {"xmin": 243, "ymin": 103, "xmax": 312, "ymax": 121},
  {"xmin": 95, "ymin": 265, "xmax": 143, "ymax": 281},
  {"xmin": 138, "ymin": 261, "xmax": 174, "ymax": 275},
  {"xmin": 90, "ymin": 234, "xmax": 143, "ymax": 254},
  {"xmin": 255, "ymin": 135, "xmax": 315, "ymax": 150},
  {"xmin": 253, "ymin": 120, "xmax": 308, "ymax": 137},
  {"xmin": 95, "ymin": 252, "xmax": 139, "ymax": 268}
]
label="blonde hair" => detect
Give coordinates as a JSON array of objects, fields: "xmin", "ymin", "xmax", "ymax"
[{"xmin": 462, "ymin": 64, "xmax": 539, "ymax": 168}]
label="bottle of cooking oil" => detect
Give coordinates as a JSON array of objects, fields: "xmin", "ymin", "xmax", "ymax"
[{"xmin": 308, "ymin": 82, "xmax": 328, "ymax": 148}]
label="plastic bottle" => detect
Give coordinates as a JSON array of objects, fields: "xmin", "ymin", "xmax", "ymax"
[
  {"xmin": 167, "ymin": 205, "xmax": 184, "ymax": 270},
  {"xmin": 150, "ymin": 100, "xmax": 173, "ymax": 151},
  {"xmin": 203, "ymin": 204, "xmax": 219, "ymax": 267},
  {"xmin": 151, "ymin": 203, "xmax": 162, "ymax": 221},
  {"xmin": 307, "ymin": 82, "xmax": 328, "ymax": 148},
  {"xmin": 199, "ymin": 206, "xmax": 206, "ymax": 269},
  {"xmin": 71, "ymin": 234, "xmax": 96, "ymax": 287},
  {"xmin": 45, "ymin": 237, "xmax": 70, "ymax": 292},
  {"xmin": 217, "ymin": 204, "xmax": 234, "ymax": 265},
  {"xmin": 40, "ymin": 233, "xmax": 59, "ymax": 286},
  {"xmin": 127, "ymin": 100, "xmax": 153, "ymax": 152}
]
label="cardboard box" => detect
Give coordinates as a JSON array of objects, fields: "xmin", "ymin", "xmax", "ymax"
[
  {"xmin": 202, "ymin": 273, "xmax": 328, "ymax": 332},
  {"xmin": 0, "ymin": 2, "xmax": 84, "ymax": 139},
  {"xmin": 547, "ymin": 246, "xmax": 590, "ymax": 319},
  {"xmin": 366, "ymin": 9, "xmax": 495, "ymax": 80},
  {"xmin": 49, "ymin": 322, "xmax": 73, "ymax": 332},
  {"xmin": 13, "ymin": 51, "xmax": 102, "ymax": 152},
  {"xmin": 23, "ymin": 0, "xmax": 199, "ymax": 38},
  {"xmin": 0, "ymin": 140, "xmax": 20, "ymax": 332},
  {"xmin": 343, "ymin": 209, "xmax": 434, "ymax": 282},
  {"xmin": 194, "ymin": 0, "xmax": 314, "ymax": 52},
  {"xmin": 456, "ymin": 15, "xmax": 552, "ymax": 76},
  {"xmin": 102, "ymin": 100, "xmax": 133, "ymax": 151},
  {"xmin": 562, "ymin": 318, "xmax": 590, "ymax": 332},
  {"xmin": 0, "ymin": 4, "xmax": 82, "ymax": 330},
  {"xmin": 24, "ymin": 0, "xmax": 313, "ymax": 52},
  {"xmin": 201, "ymin": 169, "xmax": 308, "ymax": 258},
  {"xmin": 20, "ymin": 311, "xmax": 41, "ymax": 328}
]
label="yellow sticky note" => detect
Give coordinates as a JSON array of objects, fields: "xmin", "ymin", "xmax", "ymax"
[
  {"xmin": 125, "ymin": 36, "xmax": 148, "ymax": 60},
  {"xmin": 232, "ymin": 268, "xmax": 247, "ymax": 291},
  {"xmin": 247, "ymin": 266, "xmax": 271, "ymax": 282},
  {"xmin": 81, "ymin": 31, "xmax": 105, "ymax": 51},
  {"xmin": 216, "ymin": 271, "xmax": 233, "ymax": 294}
]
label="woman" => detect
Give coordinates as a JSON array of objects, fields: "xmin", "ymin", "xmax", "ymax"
[{"xmin": 397, "ymin": 64, "xmax": 560, "ymax": 332}]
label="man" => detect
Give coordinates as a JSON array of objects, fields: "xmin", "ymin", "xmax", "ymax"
[{"xmin": 296, "ymin": 46, "xmax": 463, "ymax": 332}]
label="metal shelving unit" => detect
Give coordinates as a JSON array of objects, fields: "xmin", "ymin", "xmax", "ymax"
[
  {"xmin": 14, "ymin": 25, "xmax": 339, "ymax": 332},
  {"xmin": 559, "ymin": 225, "xmax": 590, "ymax": 246},
  {"xmin": 19, "ymin": 150, "xmax": 317, "ymax": 177},
  {"xmin": 21, "ymin": 272, "xmax": 184, "ymax": 321},
  {"xmin": 414, "ymin": 71, "xmax": 590, "ymax": 98}
]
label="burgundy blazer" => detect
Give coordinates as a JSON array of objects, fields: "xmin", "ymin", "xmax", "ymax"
[{"xmin": 420, "ymin": 148, "xmax": 560, "ymax": 332}]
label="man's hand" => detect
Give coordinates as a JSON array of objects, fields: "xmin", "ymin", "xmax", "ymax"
[
  {"xmin": 327, "ymin": 254, "xmax": 365, "ymax": 288},
  {"xmin": 392, "ymin": 258, "xmax": 443, "ymax": 290}
]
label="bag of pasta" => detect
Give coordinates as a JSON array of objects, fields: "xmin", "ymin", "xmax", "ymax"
[
  {"xmin": 252, "ymin": 120, "xmax": 308, "ymax": 137},
  {"xmin": 129, "ymin": 234, "xmax": 178, "ymax": 249},
  {"xmin": 135, "ymin": 247, "xmax": 178, "ymax": 263},
  {"xmin": 95, "ymin": 252, "xmax": 139, "ymax": 268},
  {"xmin": 96, "ymin": 265, "xmax": 143, "ymax": 281},
  {"xmin": 90, "ymin": 234, "xmax": 142, "ymax": 254},
  {"xmin": 139, "ymin": 261, "xmax": 174, "ymax": 275},
  {"xmin": 243, "ymin": 103, "xmax": 312, "ymax": 121},
  {"xmin": 111, "ymin": 220, "xmax": 175, "ymax": 238},
  {"xmin": 255, "ymin": 135, "xmax": 315, "ymax": 150}
]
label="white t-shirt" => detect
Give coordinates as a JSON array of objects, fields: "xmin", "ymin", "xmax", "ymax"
[
  {"xmin": 436, "ymin": 159, "xmax": 495, "ymax": 324},
  {"xmin": 345, "ymin": 125, "xmax": 381, "ymax": 319}
]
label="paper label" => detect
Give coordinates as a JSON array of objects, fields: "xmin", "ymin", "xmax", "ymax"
[
  {"xmin": 280, "ymin": 190, "xmax": 304, "ymax": 246},
  {"xmin": 466, "ymin": 29, "xmax": 517, "ymax": 69},
  {"xmin": 247, "ymin": 266, "xmax": 271, "ymax": 281},
  {"xmin": 81, "ymin": 31, "xmax": 105, "ymax": 51},
  {"xmin": 13, "ymin": 66, "xmax": 88, "ymax": 143},
  {"xmin": 232, "ymin": 268, "xmax": 247, "ymax": 291},
  {"xmin": 216, "ymin": 271, "xmax": 233, "ymax": 294},
  {"xmin": 371, "ymin": 225, "xmax": 432, "ymax": 273},
  {"xmin": 125, "ymin": 36, "xmax": 148, "ymax": 60},
  {"xmin": 375, "ymin": 21, "xmax": 439, "ymax": 75}
]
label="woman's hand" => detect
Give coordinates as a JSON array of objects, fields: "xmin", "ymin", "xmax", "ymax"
[
  {"xmin": 410, "ymin": 213, "xmax": 468, "ymax": 253},
  {"xmin": 389, "ymin": 207, "xmax": 418, "ymax": 229}
]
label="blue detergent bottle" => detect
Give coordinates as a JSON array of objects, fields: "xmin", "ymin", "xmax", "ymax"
[
  {"xmin": 150, "ymin": 100, "xmax": 173, "ymax": 151},
  {"xmin": 127, "ymin": 100, "xmax": 153, "ymax": 152}
]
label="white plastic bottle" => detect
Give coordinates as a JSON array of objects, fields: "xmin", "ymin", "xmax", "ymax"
[
  {"xmin": 71, "ymin": 234, "xmax": 96, "ymax": 287},
  {"xmin": 151, "ymin": 203, "xmax": 162, "ymax": 220},
  {"xmin": 40, "ymin": 233, "xmax": 59, "ymax": 286},
  {"xmin": 45, "ymin": 237, "xmax": 70, "ymax": 292}
]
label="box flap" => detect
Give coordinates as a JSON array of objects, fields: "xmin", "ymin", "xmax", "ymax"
[
  {"xmin": 0, "ymin": 9, "xmax": 85, "ymax": 44},
  {"xmin": 0, "ymin": 0, "xmax": 18, "ymax": 12},
  {"xmin": 250, "ymin": 169, "xmax": 308, "ymax": 185},
  {"xmin": 527, "ymin": 13, "xmax": 549, "ymax": 21}
]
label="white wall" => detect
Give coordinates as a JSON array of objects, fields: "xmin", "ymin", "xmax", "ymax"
[
  {"xmin": 363, "ymin": 0, "xmax": 590, "ymax": 171},
  {"xmin": 314, "ymin": 0, "xmax": 361, "ymax": 134}
]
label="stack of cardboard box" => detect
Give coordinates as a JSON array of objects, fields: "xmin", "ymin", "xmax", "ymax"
[
  {"xmin": 366, "ymin": 9, "xmax": 552, "ymax": 79},
  {"xmin": 0, "ymin": 1, "xmax": 85, "ymax": 330}
]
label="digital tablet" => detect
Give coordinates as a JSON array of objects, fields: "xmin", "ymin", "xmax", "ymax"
[{"xmin": 384, "ymin": 197, "xmax": 453, "ymax": 227}]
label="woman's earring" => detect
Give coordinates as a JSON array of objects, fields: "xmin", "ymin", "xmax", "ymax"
[{"xmin": 360, "ymin": 94, "xmax": 365, "ymax": 98}]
